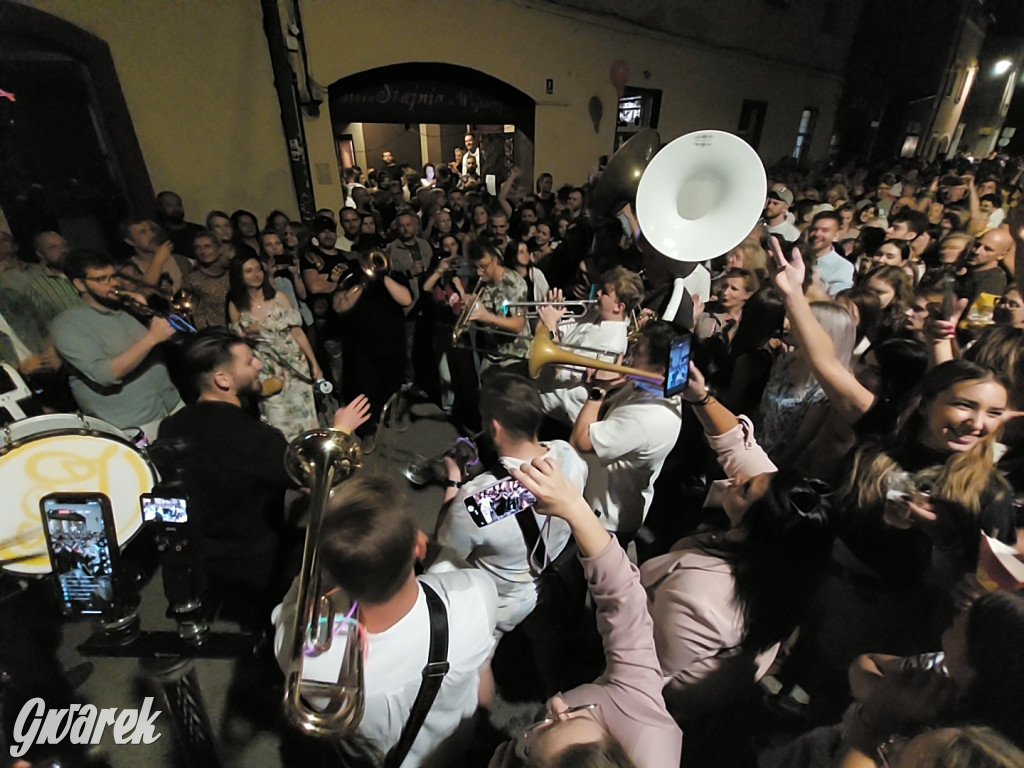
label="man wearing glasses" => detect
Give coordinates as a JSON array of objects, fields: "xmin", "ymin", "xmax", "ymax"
[
  {"xmin": 51, "ymin": 249, "xmax": 182, "ymax": 439},
  {"xmin": 465, "ymin": 242, "xmax": 531, "ymax": 367}
]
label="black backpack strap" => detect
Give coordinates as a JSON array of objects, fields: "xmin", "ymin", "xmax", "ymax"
[
  {"xmin": 384, "ymin": 582, "xmax": 449, "ymax": 768},
  {"xmin": 491, "ymin": 462, "xmax": 547, "ymax": 573}
]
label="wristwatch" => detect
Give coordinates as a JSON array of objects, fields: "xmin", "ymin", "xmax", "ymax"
[
  {"xmin": 443, "ymin": 479, "xmax": 463, "ymax": 489},
  {"xmin": 588, "ymin": 386, "xmax": 606, "ymax": 402}
]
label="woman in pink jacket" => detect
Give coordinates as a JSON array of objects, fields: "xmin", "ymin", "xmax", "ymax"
[
  {"xmin": 641, "ymin": 363, "xmax": 835, "ymax": 724},
  {"xmin": 488, "ymin": 456, "xmax": 684, "ymax": 768}
]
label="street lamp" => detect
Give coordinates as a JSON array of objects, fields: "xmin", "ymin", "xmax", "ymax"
[{"xmin": 993, "ymin": 59, "xmax": 1013, "ymax": 76}]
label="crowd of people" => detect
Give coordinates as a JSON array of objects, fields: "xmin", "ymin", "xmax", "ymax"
[{"xmin": 1, "ymin": 130, "xmax": 1024, "ymax": 768}]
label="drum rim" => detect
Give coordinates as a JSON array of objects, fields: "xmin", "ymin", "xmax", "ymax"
[{"xmin": 1, "ymin": 414, "xmax": 145, "ymax": 457}]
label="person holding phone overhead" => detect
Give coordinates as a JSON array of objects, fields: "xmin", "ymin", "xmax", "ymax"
[
  {"xmin": 485, "ymin": 455, "xmax": 682, "ymax": 768},
  {"xmin": 570, "ymin": 320, "xmax": 683, "ymax": 542},
  {"xmin": 430, "ymin": 372, "xmax": 587, "ymax": 636}
]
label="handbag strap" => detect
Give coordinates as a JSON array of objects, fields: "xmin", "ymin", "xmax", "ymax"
[{"xmin": 384, "ymin": 582, "xmax": 449, "ymax": 768}]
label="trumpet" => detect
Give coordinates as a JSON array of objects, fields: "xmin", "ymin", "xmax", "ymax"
[
  {"xmin": 282, "ymin": 428, "xmax": 364, "ymax": 736},
  {"xmin": 338, "ymin": 250, "xmax": 389, "ymax": 291},
  {"xmin": 451, "ymin": 294, "xmax": 480, "ymax": 345},
  {"xmin": 500, "ymin": 299, "xmax": 596, "ymax": 318},
  {"xmin": 113, "ymin": 289, "xmax": 197, "ymax": 333}
]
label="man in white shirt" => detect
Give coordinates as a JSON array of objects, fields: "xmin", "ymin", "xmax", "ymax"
[
  {"xmin": 806, "ymin": 211, "xmax": 854, "ymax": 296},
  {"xmin": 272, "ymin": 476, "xmax": 497, "ymax": 767},
  {"xmin": 571, "ymin": 321, "xmax": 682, "ymax": 540},
  {"xmin": 460, "ymin": 133, "xmax": 481, "ymax": 176},
  {"xmin": 535, "ymin": 266, "xmax": 642, "ymax": 424},
  {"xmin": 763, "ymin": 187, "xmax": 801, "ymax": 242},
  {"xmin": 431, "ymin": 372, "xmax": 587, "ymax": 633}
]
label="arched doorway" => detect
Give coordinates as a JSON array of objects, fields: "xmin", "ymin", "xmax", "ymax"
[
  {"xmin": 327, "ymin": 63, "xmax": 535, "ymax": 188},
  {"xmin": 0, "ymin": 1, "xmax": 153, "ymax": 254}
]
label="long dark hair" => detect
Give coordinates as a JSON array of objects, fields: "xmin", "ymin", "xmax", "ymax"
[
  {"xmin": 729, "ymin": 289, "xmax": 786, "ymax": 359},
  {"xmin": 227, "ymin": 254, "xmax": 276, "ymax": 311},
  {"xmin": 708, "ymin": 469, "xmax": 834, "ymax": 652},
  {"xmin": 230, "ymin": 209, "xmax": 259, "ymax": 241}
]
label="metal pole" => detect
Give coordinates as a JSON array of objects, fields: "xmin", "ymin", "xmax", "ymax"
[
  {"xmin": 260, "ymin": 0, "xmax": 318, "ymax": 221},
  {"xmin": 140, "ymin": 658, "xmax": 222, "ymax": 768}
]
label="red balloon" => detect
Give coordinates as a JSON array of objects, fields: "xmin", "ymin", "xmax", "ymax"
[{"xmin": 609, "ymin": 59, "xmax": 629, "ymax": 98}]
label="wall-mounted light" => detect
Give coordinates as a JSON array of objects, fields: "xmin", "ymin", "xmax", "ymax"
[{"xmin": 993, "ymin": 59, "xmax": 1012, "ymax": 76}]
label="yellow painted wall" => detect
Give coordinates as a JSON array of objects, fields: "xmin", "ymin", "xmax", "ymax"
[
  {"xmin": 301, "ymin": 0, "xmax": 841, "ymax": 212},
  {"xmin": 25, "ymin": 0, "xmax": 844, "ymax": 220},
  {"xmin": 27, "ymin": 0, "xmax": 298, "ymax": 223}
]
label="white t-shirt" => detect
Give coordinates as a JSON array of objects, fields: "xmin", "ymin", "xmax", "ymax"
[
  {"xmin": 272, "ymin": 569, "xmax": 497, "ymax": 768},
  {"xmin": 431, "ymin": 441, "xmax": 587, "ymax": 632},
  {"xmin": 767, "ymin": 220, "xmax": 801, "ymax": 243},
  {"xmin": 585, "ymin": 385, "xmax": 682, "ymax": 535},
  {"xmin": 538, "ymin": 317, "xmax": 628, "ymax": 424}
]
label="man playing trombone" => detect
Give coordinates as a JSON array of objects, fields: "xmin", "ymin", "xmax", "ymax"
[
  {"xmin": 535, "ymin": 266, "xmax": 643, "ymax": 425},
  {"xmin": 569, "ymin": 320, "xmax": 682, "ymax": 542}
]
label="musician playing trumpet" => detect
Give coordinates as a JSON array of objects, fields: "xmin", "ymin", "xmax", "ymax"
[{"xmin": 535, "ymin": 267, "xmax": 643, "ymax": 424}]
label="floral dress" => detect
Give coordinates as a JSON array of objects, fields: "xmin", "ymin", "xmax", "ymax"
[{"xmin": 235, "ymin": 304, "xmax": 318, "ymax": 441}]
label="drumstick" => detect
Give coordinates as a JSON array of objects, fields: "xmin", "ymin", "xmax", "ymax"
[
  {"xmin": 0, "ymin": 530, "xmax": 40, "ymax": 551},
  {"xmin": 0, "ymin": 552, "xmax": 45, "ymax": 567}
]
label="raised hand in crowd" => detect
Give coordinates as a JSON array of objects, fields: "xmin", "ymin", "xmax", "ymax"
[{"xmin": 332, "ymin": 393, "xmax": 371, "ymax": 434}]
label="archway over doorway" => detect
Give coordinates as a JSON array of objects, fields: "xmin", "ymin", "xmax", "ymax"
[{"xmin": 327, "ymin": 63, "xmax": 535, "ymax": 187}]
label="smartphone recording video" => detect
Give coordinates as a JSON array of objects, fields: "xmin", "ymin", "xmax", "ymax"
[
  {"xmin": 40, "ymin": 493, "xmax": 120, "ymax": 616},
  {"xmin": 464, "ymin": 478, "xmax": 537, "ymax": 527},
  {"xmin": 141, "ymin": 494, "xmax": 189, "ymax": 525},
  {"xmin": 664, "ymin": 334, "xmax": 692, "ymax": 397}
]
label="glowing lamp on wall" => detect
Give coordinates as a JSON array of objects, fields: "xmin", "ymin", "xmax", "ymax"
[{"xmin": 993, "ymin": 59, "xmax": 1012, "ymax": 76}]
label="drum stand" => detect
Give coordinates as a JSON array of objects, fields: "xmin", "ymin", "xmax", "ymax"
[{"xmin": 78, "ymin": 533, "xmax": 259, "ymax": 768}]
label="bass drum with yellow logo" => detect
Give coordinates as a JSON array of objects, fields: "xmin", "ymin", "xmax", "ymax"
[{"xmin": 0, "ymin": 413, "xmax": 156, "ymax": 575}]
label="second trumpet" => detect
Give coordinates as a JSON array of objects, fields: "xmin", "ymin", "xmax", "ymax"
[{"xmin": 500, "ymin": 299, "xmax": 595, "ymax": 318}]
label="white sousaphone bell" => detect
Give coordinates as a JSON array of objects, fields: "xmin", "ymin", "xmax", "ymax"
[{"xmin": 636, "ymin": 129, "xmax": 767, "ymax": 263}]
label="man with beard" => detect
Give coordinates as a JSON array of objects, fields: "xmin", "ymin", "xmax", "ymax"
[
  {"xmin": 51, "ymin": 249, "xmax": 182, "ymax": 438},
  {"xmin": 157, "ymin": 329, "xmax": 334, "ymax": 613},
  {"xmin": 181, "ymin": 230, "xmax": 230, "ymax": 329},
  {"xmin": 159, "ymin": 329, "xmax": 369, "ymax": 610},
  {"xmin": 806, "ymin": 210, "xmax": 853, "ymax": 296},
  {"xmin": 448, "ymin": 188, "xmax": 469, "ymax": 232},
  {"xmin": 156, "ymin": 190, "xmax": 205, "ymax": 257},
  {"xmin": 337, "ymin": 208, "xmax": 362, "ymax": 253},
  {"xmin": 121, "ymin": 216, "xmax": 193, "ymax": 297},
  {"xmin": 158, "ymin": 329, "xmax": 371, "ymax": 735}
]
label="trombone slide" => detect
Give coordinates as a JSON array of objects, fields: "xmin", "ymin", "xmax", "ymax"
[{"xmin": 528, "ymin": 324, "xmax": 664, "ymax": 385}]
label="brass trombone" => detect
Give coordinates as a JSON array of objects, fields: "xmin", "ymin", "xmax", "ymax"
[
  {"xmin": 281, "ymin": 428, "xmax": 365, "ymax": 737},
  {"xmin": 451, "ymin": 323, "xmax": 620, "ymax": 365},
  {"xmin": 528, "ymin": 323, "xmax": 664, "ymax": 385}
]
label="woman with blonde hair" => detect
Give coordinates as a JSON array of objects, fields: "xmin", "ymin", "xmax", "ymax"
[{"xmin": 725, "ymin": 238, "xmax": 769, "ymax": 280}]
